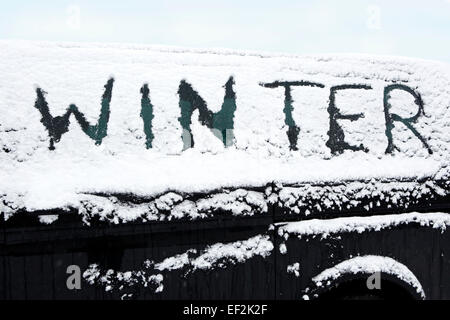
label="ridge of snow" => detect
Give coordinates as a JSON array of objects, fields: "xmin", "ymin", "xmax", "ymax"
[
  {"xmin": 155, "ymin": 234, "xmax": 274, "ymax": 272},
  {"xmin": 311, "ymin": 255, "xmax": 425, "ymax": 299},
  {"xmin": 1, "ymin": 40, "xmax": 447, "ymax": 66},
  {"xmin": 83, "ymin": 234, "xmax": 273, "ymax": 298},
  {"xmin": 278, "ymin": 212, "xmax": 450, "ymax": 239},
  {"xmin": 2, "ymin": 178, "xmax": 446, "ymax": 224}
]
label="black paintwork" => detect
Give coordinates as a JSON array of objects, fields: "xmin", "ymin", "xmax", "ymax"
[{"xmin": 1, "ymin": 181, "xmax": 449, "ymax": 300}]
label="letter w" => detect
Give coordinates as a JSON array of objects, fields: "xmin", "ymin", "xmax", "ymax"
[
  {"xmin": 34, "ymin": 78, "xmax": 114, "ymax": 150},
  {"xmin": 178, "ymin": 77, "xmax": 237, "ymax": 150}
]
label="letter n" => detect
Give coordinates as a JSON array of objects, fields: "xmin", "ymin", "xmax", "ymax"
[{"xmin": 177, "ymin": 77, "xmax": 237, "ymax": 150}]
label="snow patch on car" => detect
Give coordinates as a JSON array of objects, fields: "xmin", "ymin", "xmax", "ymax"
[
  {"xmin": 311, "ymin": 255, "xmax": 425, "ymax": 299},
  {"xmin": 278, "ymin": 211, "xmax": 450, "ymax": 239},
  {"xmin": 83, "ymin": 234, "xmax": 273, "ymax": 298}
]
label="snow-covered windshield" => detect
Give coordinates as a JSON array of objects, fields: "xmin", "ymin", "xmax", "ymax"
[{"xmin": 1, "ymin": 41, "xmax": 449, "ymax": 218}]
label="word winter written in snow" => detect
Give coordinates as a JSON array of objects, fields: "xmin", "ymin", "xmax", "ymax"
[{"xmin": 33, "ymin": 76, "xmax": 433, "ymax": 155}]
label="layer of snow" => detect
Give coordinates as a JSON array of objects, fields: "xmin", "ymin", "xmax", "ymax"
[
  {"xmin": 311, "ymin": 255, "xmax": 425, "ymax": 299},
  {"xmin": 278, "ymin": 211, "xmax": 450, "ymax": 239},
  {"xmin": 83, "ymin": 234, "xmax": 273, "ymax": 297},
  {"xmin": 83, "ymin": 263, "xmax": 164, "ymax": 300},
  {"xmin": 0, "ymin": 40, "xmax": 449, "ymax": 216},
  {"xmin": 155, "ymin": 234, "xmax": 274, "ymax": 272},
  {"xmin": 37, "ymin": 214, "xmax": 58, "ymax": 224},
  {"xmin": 287, "ymin": 262, "xmax": 301, "ymax": 277},
  {"xmin": 273, "ymin": 179, "xmax": 447, "ymax": 216},
  {"xmin": 74, "ymin": 188, "xmax": 267, "ymax": 225},
  {"xmin": 4, "ymin": 177, "xmax": 445, "ymax": 225},
  {"xmin": 279, "ymin": 243, "xmax": 287, "ymax": 255}
]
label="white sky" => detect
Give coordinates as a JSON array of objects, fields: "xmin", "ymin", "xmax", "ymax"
[{"xmin": 1, "ymin": 0, "xmax": 449, "ymax": 62}]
